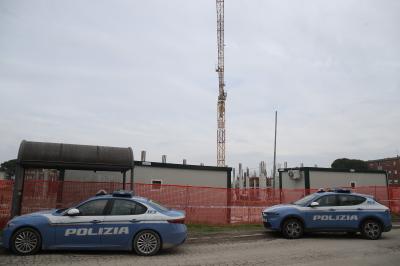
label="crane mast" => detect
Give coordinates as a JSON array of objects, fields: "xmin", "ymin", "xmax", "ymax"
[{"xmin": 216, "ymin": 0, "xmax": 226, "ymax": 167}]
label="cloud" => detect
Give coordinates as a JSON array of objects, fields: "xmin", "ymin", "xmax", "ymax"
[{"xmin": 0, "ymin": 0, "xmax": 399, "ymax": 175}]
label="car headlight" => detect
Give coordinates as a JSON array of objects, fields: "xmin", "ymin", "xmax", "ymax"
[{"xmin": 264, "ymin": 212, "xmax": 280, "ymax": 216}]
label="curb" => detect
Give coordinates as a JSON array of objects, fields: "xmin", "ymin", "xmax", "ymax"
[{"xmin": 187, "ymin": 232, "xmax": 269, "ymax": 245}]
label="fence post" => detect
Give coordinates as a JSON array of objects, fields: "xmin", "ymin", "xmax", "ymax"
[
  {"xmin": 130, "ymin": 163, "xmax": 134, "ymax": 194},
  {"xmin": 185, "ymin": 186, "xmax": 189, "ymax": 221},
  {"xmin": 226, "ymin": 187, "xmax": 231, "ymax": 224},
  {"xmin": 56, "ymin": 170, "xmax": 65, "ymax": 208},
  {"xmin": 11, "ymin": 165, "xmax": 25, "ymax": 217}
]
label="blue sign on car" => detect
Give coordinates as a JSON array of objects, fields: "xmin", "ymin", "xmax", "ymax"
[
  {"xmin": 262, "ymin": 189, "xmax": 392, "ymax": 239},
  {"xmin": 2, "ymin": 191, "xmax": 187, "ymax": 256}
]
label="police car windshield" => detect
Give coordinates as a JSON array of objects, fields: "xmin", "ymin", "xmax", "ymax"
[
  {"xmin": 55, "ymin": 208, "xmax": 67, "ymax": 213},
  {"xmin": 293, "ymin": 194, "xmax": 317, "ymax": 206}
]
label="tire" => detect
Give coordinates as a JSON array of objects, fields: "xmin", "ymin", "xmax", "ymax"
[
  {"xmin": 361, "ymin": 219, "xmax": 382, "ymax": 240},
  {"xmin": 133, "ymin": 230, "xmax": 161, "ymax": 256},
  {"xmin": 282, "ymin": 218, "xmax": 304, "ymax": 239},
  {"xmin": 10, "ymin": 227, "xmax": 41, "ymax": 255}
]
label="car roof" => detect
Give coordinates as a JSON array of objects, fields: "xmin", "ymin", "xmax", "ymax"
[
  {"xmin": 315, "ymin": 191, "xmax": 373, "ymax": 198},
  {"xmin": 85, "ymin": 194, "xmax": 150, "ymax": 203}
]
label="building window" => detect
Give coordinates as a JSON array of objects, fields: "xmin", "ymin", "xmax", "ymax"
[
  {"xmin": 395, "ymin": 170, "xmax": 398, "ymax": 175},
  {"xmin": 394, "ymin": 161, "xmax": 397, "ymax": 166},
  {"xmin": 151, "ymin": 179, "xmax": 162, "ymax": 190},
  {"xmin": 377, "ymin": 166, "xmax": 383, "ymax": 170},
  {"xmin": 389, "ymin": 170, "xmax": 392, "ymax": 174}
]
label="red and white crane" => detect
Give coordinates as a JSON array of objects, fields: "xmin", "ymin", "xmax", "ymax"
[{"xmin": 216, "ymin": 0, "xmax": 226, "ymax": 167}]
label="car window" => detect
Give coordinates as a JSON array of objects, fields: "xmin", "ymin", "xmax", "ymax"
[
  {"xmin": 110, "ymin": 200, "xmax": 147, "ymax": 215},
  {"xmin": 77, "ymin": 199, "xmax": 108, "ymax": 216},
  {"xmin": 338, "ymin": 195, "xmax": 366, "ymax": 206},
  {"xmin": 147, "ymin": 200, "xmax": 170, "ymax": 212},
  {"xmin": 315, "ymin": 195, "xmax": 338, "ymax": 206}
]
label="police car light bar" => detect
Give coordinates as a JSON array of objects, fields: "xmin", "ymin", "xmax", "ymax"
[
  {"xmin": 325, "ymin": 188, "xmax": 351, "ymax": 193},
  {"xmin": 317, "ymin": 188, "xmax": 351, "ymax": 193},
  {"xmin": 332, "ymin": 188, "xmax": 351, "ymax": 193},
  {"xmin": 112, "ymin": 190, "xmax": 133, "ymax": 198}
]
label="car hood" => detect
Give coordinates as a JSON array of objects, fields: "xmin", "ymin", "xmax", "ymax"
[
  {"xmin": 12, "ymin": 209, "xmax": 56, "ymax": 220},
  {"xmin": 263, "ymin": 204, "xmax": 295, "ymax": 213}
]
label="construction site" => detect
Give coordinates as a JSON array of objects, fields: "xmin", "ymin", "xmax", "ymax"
[
  {"xmin": 1, "ymin": 0, "xmax": 399, "ymax": 228},
  {"xmin": 2, "ymin": 1, "xmax": 400, "ymax": 265}
]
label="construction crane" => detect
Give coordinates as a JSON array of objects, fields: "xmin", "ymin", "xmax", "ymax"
[{"xmin": 216, "ymin": 0, "xmax": 226, "ymax": 167}]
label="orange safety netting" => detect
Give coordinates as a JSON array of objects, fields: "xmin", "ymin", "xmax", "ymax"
[{"xmin": 0, "ymin": 180, "xmax": 399, "ymax": 227}]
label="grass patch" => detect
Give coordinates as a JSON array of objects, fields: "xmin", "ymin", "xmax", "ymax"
[{"xmin": 187, "ymin": 224, "xmax": 263, "ymax": 235}]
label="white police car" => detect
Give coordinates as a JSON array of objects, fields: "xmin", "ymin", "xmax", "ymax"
[
  {"xmin": 2, "ymin": 191, "xmax": 187, "ymax": 256},
  {"xmin": 262, "ymin": 189, "xmax": 392, "ymax": 240}
]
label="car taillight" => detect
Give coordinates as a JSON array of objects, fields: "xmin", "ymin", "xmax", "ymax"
[{"xmin": 168, "ymin": 218, "xmax": 185, "ymax": 224}]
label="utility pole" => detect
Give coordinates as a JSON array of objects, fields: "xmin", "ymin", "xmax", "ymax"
[
  {"xmin": 272, "ymin": 111, "xmax": 277, "ymax": 189},
  {"xmin": 216, "ymin": 0, "xmax": 226, "ymax": 167}
]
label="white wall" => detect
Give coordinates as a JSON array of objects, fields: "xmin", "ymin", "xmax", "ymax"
[
  {"xmin": 280, "ymin": 171, "xmax": 306, "ymax": 189},
  {"xmin": 64, "ymin": 165, "xmax": 229, "ymax": 188},
  {"xmin": 309, "ymin": 171, "xmax": 387, "ymax": 188},
  {"xmin": 132, "ymin": 166, "xmax": 228, "ymax": 188},
  {"xmin": 280, "ymin": 169, "xmax": 387, "ymax": 189}
]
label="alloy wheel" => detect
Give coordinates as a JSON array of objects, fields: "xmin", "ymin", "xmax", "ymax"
[
  {"xmin": 135, "ymin": 231, "xmax": 160, "ymax": 255},
  {"xmin": 13, "ymin": 229, "xmax": 39, "ymax": 254},
  {"xmin": 363, "ymin": 221, "xmax": 381, "ymax": 240}
]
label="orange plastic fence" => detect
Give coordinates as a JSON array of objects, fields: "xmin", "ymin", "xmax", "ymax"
[
  {"xmin": 0, "ymin": 180, "xmax": 399, "ymax": 227},
  {"xmin": 0, "ymin": 180, "xmax": 13, "ymax": 228}
]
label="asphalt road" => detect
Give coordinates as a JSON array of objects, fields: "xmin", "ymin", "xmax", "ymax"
[{"xmin": 1, "ymin": 230, "xmax": 400, "ymax": 266}]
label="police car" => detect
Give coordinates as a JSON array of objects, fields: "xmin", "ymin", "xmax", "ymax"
[
  {"xmin": 262, "ymin": 189, "xmax": 392, "ymax": 240},
  {"xmin": 2, "ymin": 191, "xmax": 187, "ymax": 256}
]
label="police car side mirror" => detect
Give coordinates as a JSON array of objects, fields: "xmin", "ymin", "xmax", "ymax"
[
  {"xmin": 66, "ymin": 208, "xmax": 80, "ymax": 216},
  {"xmin": 310, "ymin": 202, "xmax": 319, "ymax": 207}
]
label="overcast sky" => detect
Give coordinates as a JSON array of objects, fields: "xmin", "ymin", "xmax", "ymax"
[{"xmin": 0, "ymin": 0, "xmax": 399, "ymax": 174}]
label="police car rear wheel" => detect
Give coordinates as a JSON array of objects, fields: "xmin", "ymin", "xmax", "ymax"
[
  {"xmin": 133, "ymin": 230, "xmax": 161, "ymax": 256},
  {"xmin": 361, "ymin": 220, "xmax": 382, "ymax": 240},
  {"xmin": 11, "ymin": 227, "xmax": 41, "ymax": 255},
  {"xmin": 282, "ymin": 219, "xmax": 304, "ymax": 239}
]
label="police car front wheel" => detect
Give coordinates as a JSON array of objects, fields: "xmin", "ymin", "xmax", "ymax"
[
  {"xmin": 361, "ymin": 220, "xmax": 382, "ymax": 240},
  {"xmin": 282, "ymin": 218, "xmax": 304, "ymax": 239},
  {"xmin": 133, "ymin": 230, "xmax": 161, "ymax": 256},
  {"xmin": 11, "ymin": 227, "xmax": 41, "ymax": 255}
]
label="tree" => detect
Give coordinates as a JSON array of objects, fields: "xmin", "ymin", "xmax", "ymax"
[
  {"xmin": 0, "ymin": 159, "xmax": 17, "ymax": 179},
  {"xmin": 331, "ymin": 158, "xmax": 369, "ymax": 170}
]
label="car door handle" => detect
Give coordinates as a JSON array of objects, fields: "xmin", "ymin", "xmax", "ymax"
[
  {"xmin": 130, "ymin": 219, "xmax": 140, "ymax": 223},
  {"xmin": 91, "ymin": 220, "xmax": 102, "ymax": 224},
  {"xmin": 357, "ymin": 208, "xmax": 363, "ymax": 211},
  {"xmin": 329, "ymin": 208, "xmax": 336, "ymax": 211}
]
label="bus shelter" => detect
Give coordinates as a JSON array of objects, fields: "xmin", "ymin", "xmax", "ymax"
[{"xmin": 11, "ymin": 140, "xmax": 134, "ymax": 217}]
